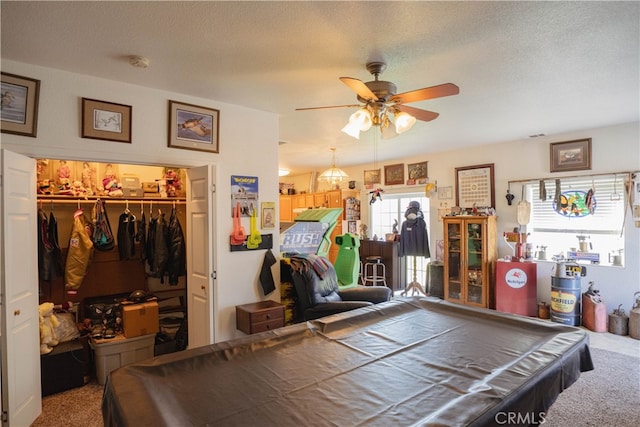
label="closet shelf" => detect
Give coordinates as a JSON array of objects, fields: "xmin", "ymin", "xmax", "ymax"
[{"xmin": 37, "ymin": 195, "xmax": 186, "ymax": 204}]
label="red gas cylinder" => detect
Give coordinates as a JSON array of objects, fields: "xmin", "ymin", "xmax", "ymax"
[{"xmin": 582, "ymin": 282, "xmax": 607, "ymax": 332}]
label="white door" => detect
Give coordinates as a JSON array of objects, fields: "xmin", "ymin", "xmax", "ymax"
[
  {"xmin": 1, "ymin": 150, "xmax": 41, "ymax": 426},
  {"xmin": 186, "ymin": 165, "xmax": 216, "ymax": 347}
]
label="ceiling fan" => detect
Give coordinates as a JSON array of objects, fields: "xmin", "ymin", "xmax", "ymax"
[{"xmin": 296, "ymin": 61, "xmax": 459, "ymax": 139}]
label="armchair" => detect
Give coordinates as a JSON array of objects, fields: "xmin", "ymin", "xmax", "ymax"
[{"xmin": 291, "ymin": 254, "xmax": 391, "ymax": 321}]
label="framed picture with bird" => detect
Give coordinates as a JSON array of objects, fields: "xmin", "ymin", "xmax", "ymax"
[
  {"xmin": 168, "ymin": 100, "xmax": 219, "ymax": 153},
  {"xmin": 1, "ymin": 72, "xmax": 40, "ymax": 137},
  {"xmin": 81, "ymin": 98, "xmax": 132, "ymax": 143}
]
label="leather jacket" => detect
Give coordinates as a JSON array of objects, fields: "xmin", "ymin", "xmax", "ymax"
[
  {"xmin": 117, "ymin": 211, "xmax": 136, "ymax": 260},
  {"xmin": 38, "ymin": 209, "xmax": 64, "ymax": 281},
  {"xmin": 166, "ymin": 208, "xmax": 186, "ymax": 286},
  {"xmin": 147, "ymin": 212, "xmax": 169, "ymax": 280}
]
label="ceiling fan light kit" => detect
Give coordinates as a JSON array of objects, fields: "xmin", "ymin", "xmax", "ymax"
[{"xmin": 298, "ymin": 61, "xmax": 459, "ymax": 140}]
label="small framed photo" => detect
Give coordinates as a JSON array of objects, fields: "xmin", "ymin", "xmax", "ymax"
[
  {"xmin": 364, "ymin": 169, "xmax": 381, "ymax": 186},
  {"xmin": 261, "ymin": 202, "xmax": 275, "ymax": 229},
  {"xmin": 1, "ymin": 72, "xmax": 40, "ymax": 137},
  {"xmin": 550, "ymin": 138, "xmax": 592, "ymax": 172},
  {"xmin": 82, "ymin": 98, "xmax": 132, "ymax": 143},
  {"xmin": 384, "ymin": 163, "xmax": 404, "ymax": 186},
  {"xmin": 438, "ymin": 185, "xmax": 453, "ymax": 200},
  {"xmin": 168, "ymin": 100, "xmax": 219, "ymax": 153}
]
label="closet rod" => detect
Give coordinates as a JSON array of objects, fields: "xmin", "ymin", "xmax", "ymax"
[
  {"xmin": 36, "ymin": 197, "xmax": 185, "ymax": 205},
  {"xmin": 507, "ymin": 170, "xmax": 632, "ymax": 185}
]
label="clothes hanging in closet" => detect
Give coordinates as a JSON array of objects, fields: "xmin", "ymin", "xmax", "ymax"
[
  {"xmin": 38, "ymin": 208, "xmax": 64, "ymax": 282},
  {"xmin": 117, "ymin": 208, "xmax": 136, "ymax": 260},
  {"xmin": 166, "ymin": 207, "xmax": 186, "ymax": 286},
  {"xmin": 147, "ymin": 210, "xmax": 169, "ymax": 282},
  {"xmin": 48, "ymin": 210, "xmax": 64, "ymax": 279},
  {"xmin": 65, "ymin": 208, "xmax": 94, "ymax": 291},
  {"xmin": 136, "ymin": 211, "xmax": 147, "ymax": 263}
]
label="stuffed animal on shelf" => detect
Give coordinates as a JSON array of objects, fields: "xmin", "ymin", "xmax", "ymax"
[
  {"xmin": 39, "ymin": 302, "xmax": 60, "ymax": 355},
  {"xmin": 101, "ymin": 163, "xmax": 124, "ymax": 197}
]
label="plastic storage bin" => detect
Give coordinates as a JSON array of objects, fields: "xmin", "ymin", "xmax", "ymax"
[{"xmin": 90, "ymin": 333, "xmax": 155, "ymax": 385}]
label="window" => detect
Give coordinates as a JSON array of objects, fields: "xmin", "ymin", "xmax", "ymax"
[
  {"xmin": 525, "ymin": 174, "xmax": 626, "ymax": 266},
  {"xmin": 369, "ymin": 193, "xmax": 431, "ymax": 288}
]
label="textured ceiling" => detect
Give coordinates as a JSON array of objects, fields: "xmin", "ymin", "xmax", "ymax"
[{"xmin": 1, "ymin": 1, "xmax": 638, "ymax": 174}]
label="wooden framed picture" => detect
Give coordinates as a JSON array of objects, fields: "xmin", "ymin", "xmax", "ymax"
[
  {"xmin": 364, "ymin": 169, "xmax": 381, "ymax": 186},
  {"xmin": 407, "ymin": 161, "xmax": 428, "ymax": 180},
  {"xmin": 168, "ymin": 100, "xmax": 219, "ymax": 153},
  {"xmin": 550, "ymin": 138, "xmax": 592, "ymax": 172},
  {"xmin": 82, "ymin": 98, "xmax": 132, "ymax": 143},
  {"xmin": 1, "ymin": 72, "xmax": 40, "ymax": 137},
  {"xmin": 455, "ymin": 163, "xmax": 495, "ymax": 208},
  {"xmin": 384, "ymin": 163, "xmax": 404, "ymax": 186}
]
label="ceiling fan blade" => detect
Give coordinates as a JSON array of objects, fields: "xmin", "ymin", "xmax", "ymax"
[
  {"xmin": 395, "ymin": 105, "xmax": 440, "ymax": 122},
  {"xmin": 389, "ymin": 83, "xmax": 459, "ymax": 104},
  {"xmin": 340, "ymin": 77, "xmax": 379, "ymax": 102},
  {"xmin": 296, "ymin": 104, "xmax": 361, "ymax": 111}
]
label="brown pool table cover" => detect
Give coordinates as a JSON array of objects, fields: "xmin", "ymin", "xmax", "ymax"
[{"xmin": 102, "ymin": 297, "xmax": 593, "ymax": 426}]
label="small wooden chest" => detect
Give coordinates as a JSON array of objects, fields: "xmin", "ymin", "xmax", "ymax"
[{"xmin": 236, "ymin": 300, "xmax": 285, "ymax": 335}]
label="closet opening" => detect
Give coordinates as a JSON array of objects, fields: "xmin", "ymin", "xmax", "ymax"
[{"xmin": 36, "ymin": 158, "xmax": 189, "ymax": 357}]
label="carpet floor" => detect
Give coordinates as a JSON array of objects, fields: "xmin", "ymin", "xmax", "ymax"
[{"xmin": 31, "ymin": 347, "xmax": 639, "ymax": 426}]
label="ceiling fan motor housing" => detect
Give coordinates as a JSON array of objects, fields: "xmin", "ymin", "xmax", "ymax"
[{"xmin": 359, "ymin": 80, "xmax": 397, "ymax": 103}]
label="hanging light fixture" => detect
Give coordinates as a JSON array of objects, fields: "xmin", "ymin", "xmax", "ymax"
[
  {"xmin": 317, "ymin": 148, "xmax": 349, "ymax": 186},
  {"xmin": 341, "ymin": 104, "xmax": 416, "ymax": 139}
]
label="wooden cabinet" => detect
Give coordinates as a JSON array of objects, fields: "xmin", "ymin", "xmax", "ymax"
[
  {"xmin": 279, "ymin": 195, "xmax": 292, "ymax": 222},
  {"xmin": 326, "ymin": 190, "xmax": 343, "ymax": 208},
  {"xmin": 279, "ymin": 190, "xmax": 357, "ymax": 226},
  {"xmin": 305, "ymin": 194, "xmax": 315, "ymax": 208},
  {"xmin": 443, "ymin": 216, "xmax": 497, "ymax": 308},
  {"xmin": 235, "ymin": 300, "xmax": 285, "ymax": 334},
  {"xmin": 314, "ymin": 193, "xmax": 327, "ymax": 208},
  {"xmin": 293, "ymin": 194, "xmax": 307, "ymax": 214},
  {"xmin": 359, "ymin": 240, "xmax": 406, "ymax": 292}
]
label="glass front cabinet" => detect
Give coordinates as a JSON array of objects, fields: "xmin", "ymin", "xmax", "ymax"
[{"xmin": 443, "ymin": 216, "xmax": 497, "ymax": 308}]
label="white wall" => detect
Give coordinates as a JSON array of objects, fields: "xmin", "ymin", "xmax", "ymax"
[
  {"xmin": 283, "ymin": 122, "xmax": 640, "ymax": 315},
  {"xmin": 1, "ymin": 60, "xmax": 280, "ymax": 342}
]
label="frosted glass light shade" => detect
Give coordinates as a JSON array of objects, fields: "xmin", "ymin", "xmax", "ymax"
[
  {"xmin": 350, "ymin": 109, "xmax": 373, "ymax": 131},
  {"xmin": 341, "ymin": 121, "xmax": 360, "ymax": 139},
  {"xmin": 394, "ymin": 111, "xmax": 417, "ymax": 134}
]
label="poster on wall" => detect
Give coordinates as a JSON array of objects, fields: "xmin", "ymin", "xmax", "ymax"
[{"xmin": 231, "ymin": 175, "xmax": 259, "ymax": 217}]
